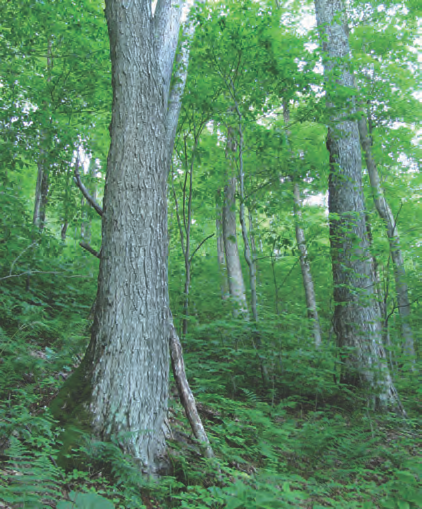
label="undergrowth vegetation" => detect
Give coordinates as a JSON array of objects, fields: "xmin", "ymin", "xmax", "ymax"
[{"xmin": 0, "ymin": 219, "xmax": 420, "ymax": 508}]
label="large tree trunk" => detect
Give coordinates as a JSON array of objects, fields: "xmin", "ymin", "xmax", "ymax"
[
  {"xmin": 216, "ymin": 189, "xmax": 229, "ymax": 300},
  {"xmin": 293, "ymin": 182, "xmax": 322, "ymax": 347},
  {"xmin": 358, "ymin": 114, "xmax": 415, "ymax": 364},
  {"xmin": 88, "ymin": 0, "xmax": 170, "ymax": 471},
  {"xmin": 51, "ymin": 0, "xmax": 210, "ymax": 474},
  {"xmin": 314, "ymin": 0, "xmax": 402, "ymax": 411}
]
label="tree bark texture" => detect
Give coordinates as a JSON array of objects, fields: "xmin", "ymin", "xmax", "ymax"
[
  {"xmin": 51, "ymin": 0, "xmax": 203, "ymax": 475},
  {"xmin": 293, "ymin": 182, "xmax": 322, "ymax": 347},
  {"xmin": 51, "ymin": 0, "xmax": 214, "ymax": 474},
  {"xmin": 216, "ymin": 189, "xmax": 229, "ymax": 300},
  {"xmin": 223, "ymin": 142, "xmax": 249, "ymax": 318},
  {"xmin": 91, "ymin": 0, "xmax": 171, "ymax": 471},
  {"xmin": 314, "ymin": 0, "xmax": 402, "ymax": 411},
  {"xmin": 358, "ymin": 115, "xmax": 415, "ymax": 362}
]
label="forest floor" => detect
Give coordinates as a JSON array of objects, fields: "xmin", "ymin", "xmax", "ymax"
[{"xmin": 0, "ymin": 315, "xmax": 421, "ymax": 509}]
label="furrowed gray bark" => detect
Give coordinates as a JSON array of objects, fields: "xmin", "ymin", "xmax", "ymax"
[
  {"xmin": 358, "ymin": 114, "xmax": 415, "ymax": 365},
  {"xmin": 223, "ymin": 132, "xmax": 249, "ymax": 319},
  {"xmin": 216, "ymin": 189, "xmax": 229, "ymax": 300},
  {"xmin": 52, "ymin": 0, "xmax": 212, "ymax": 474},
  {"xmin": 293, "ymin": 182, "xmax": 322, "ymax": 347},
  {"xmin": 91, "ymin": 0, "xmax": 171, "ymax": 472},
  {"xmin": 314, "ymin": 0, "xmax": 403, "ymax": 411}
]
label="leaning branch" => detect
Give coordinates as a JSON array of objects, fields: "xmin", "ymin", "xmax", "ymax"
[
  {"xmin": 169, "ymin": 320, "xmax": 214, "ymax": 459},
  {"xmin": 79, "ymin": 242, "xmax": 101, "ymax": 259},
  {"xmin": 189, "ymin": 233, "xmax": 215, "ymax": 264},
  {"xmin": 74, "ymin": 161, "xmax": 103, "ymax": 217}
]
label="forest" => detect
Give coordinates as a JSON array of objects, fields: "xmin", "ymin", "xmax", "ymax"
[{"xmin": 0, "ymin": 0, "xmax": 421, "ymax": 507}]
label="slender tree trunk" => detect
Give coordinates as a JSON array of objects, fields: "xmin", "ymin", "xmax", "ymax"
[
  {"xmin": 223, "ymin": 133, "xmax": 248, "ymax": 318},
  {"xmin": 293, "ymin": 182, "xmax": 322, "ymax": 347},
  {"xmin": 216, "ymin": 189, "xmax": 229, "ymax": 300},
  {"xmin": 51, "ymin": 0, "xmax": 213, "ymax": 474},
  {"xmin": 271, "ymin": 252, "xmax": 281, "ymax": 315},
  {"xmin": 230, "ymin": 101, "xmax": 268, "ymax": 384},
  {"xmin": 182, "ymin": 139, "xmax": 195, "ymax": 337},
  {"xmin": 282, "ymin": 101, "xmax": 322, "ymax": 347},
  {"xmin": 366, "ymin": 215, "xmax": 395, "ymax": 372},
  {"xmin": 314, "ymin": 0, "xmax": 402, "ymax": 411},
  {"xmin": 358, "ymin": 113, "xmax": 415, "ymax": 364},
  {"xmin": 33, "ymin": 40, "xmax": 52, "ymax": 231},
  {"xmin": 61, "ymin": 222, "xmax": 68, "ymax": 241},
  {"xmin": 235, "ymin": 127, "xmax": 258, "ymax": 323},
  {"xmin": 33, "ymin": 161, "xmax": 48, "ymax": 230},
  {"xmin": 248, "ymin": 208, "xmax": 260, "ymax": 286}
]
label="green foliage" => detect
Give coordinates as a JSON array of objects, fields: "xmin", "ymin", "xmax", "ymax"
[
  {"xmin": 57, "ymin": 492, "xmax": 115, "ymax": 509},
  {"xmin": 1, "ymin": 0, "xmax": 421, "ymax": 508}
]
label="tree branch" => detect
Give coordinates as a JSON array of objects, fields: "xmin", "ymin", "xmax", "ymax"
[
  {"xmin": 169, "ymin": 319, "xmax": 214, "ymax": 459},
  {"xmin": 0, "ymin": 271, "xmax": 91, "ymax": 282},
  {"xmin": 165, "ymin": 0, "xmax": 204, "ymax": 167},
  {"xmin": 189, "ymin": 233, "xmax": 215, "ymax": 264},
  {"xmin": 79, "ymin": 242, "xmax": 101, "ymax": 259},
  {"xmin": 154, "ymin": 0, "xmax": 186, "ymax": 108},
  {"xmin": 74, "ymin": 160, "xmax": 103, "ymax": 217}
]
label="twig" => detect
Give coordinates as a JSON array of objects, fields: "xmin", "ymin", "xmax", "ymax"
[
  {"xmin": 386, "ymin": 295, "xmax": 421, "ymax": 324},
  {"xmin": 0, "ymin": 271, "xmax": 92, "ymax": 282},
  {"xmin": 278, "ymin": 257, "xmax": 301, "ymax": 292},
  {"xmin": 9, "ymin": 242, "xmax": 38, "ymax": 276},
  {"xmin": 189, "ymin": 233, "xmax": 215, "ymax": 263}
]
